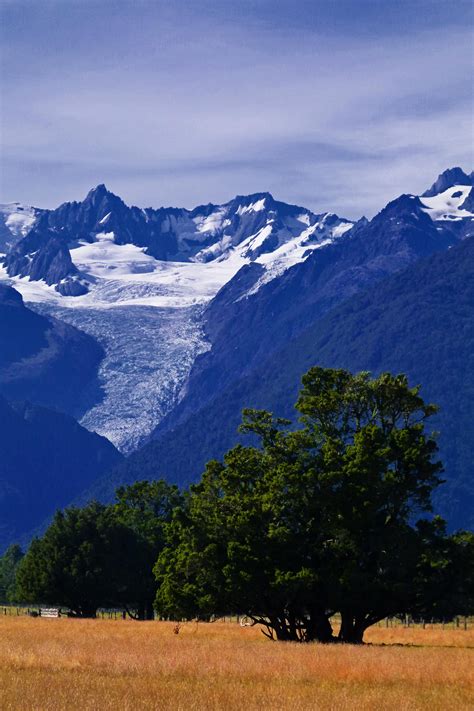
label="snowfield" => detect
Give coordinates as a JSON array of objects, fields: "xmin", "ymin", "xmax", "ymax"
[{"xmin": 420, "ymin": 185, "xmax": 473, "ymax": 221}]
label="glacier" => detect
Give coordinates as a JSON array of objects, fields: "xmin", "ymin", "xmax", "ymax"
[{"xmin": 31, "ymin": 300, "xmax": 207, "ymax": 453}]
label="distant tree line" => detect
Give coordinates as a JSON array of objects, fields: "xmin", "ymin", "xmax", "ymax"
[{"xmin": 2, "ymin": 368, "xmax": 473, "ymax": 643}]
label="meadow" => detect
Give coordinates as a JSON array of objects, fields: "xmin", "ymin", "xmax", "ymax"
[{"xmin": 0, "ymin": 617, "xmax": 473, "ymax": 710}]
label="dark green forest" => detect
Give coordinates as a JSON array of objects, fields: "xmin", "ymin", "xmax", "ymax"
[{"xmin": 4, "ymin": 368, "xmax": 474, "ymax": 644}]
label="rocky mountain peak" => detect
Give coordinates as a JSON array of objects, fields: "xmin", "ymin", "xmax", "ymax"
[
  {"xmin": 422, "ymin": 167, "xmax": 473, "ymax": 197},
  {"xmin": 85, "ymin": 183, "xmax": 111, "ymax": 201}
]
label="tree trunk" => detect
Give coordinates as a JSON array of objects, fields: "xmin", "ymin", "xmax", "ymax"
[
  {"xmin": 338, "ymin": 610, "xmax": 366, "ymax": 644},
  {"xmin": 264, "ymin": 611, "xmax": 336, "ymax": 643},
  {"xmin": 306, "ymin": 611, "xmax": 335, "ymax": 643},
  {"xmin": 273, "ymin": 616, "xmax": 297, "ymax": 641}
]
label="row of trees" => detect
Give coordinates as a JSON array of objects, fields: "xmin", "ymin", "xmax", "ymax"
[
  {"xmin": 5, "ymin": 368, "xmax": 474, "ymax": 643},
  {"xmin": 7, "ymin": 481, "xmax": 181, "ymax": 619}
]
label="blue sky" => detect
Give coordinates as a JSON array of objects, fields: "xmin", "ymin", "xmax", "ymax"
[{"xmin": 1, "ymin": 0, "xmax": 472, "ymax": 218}]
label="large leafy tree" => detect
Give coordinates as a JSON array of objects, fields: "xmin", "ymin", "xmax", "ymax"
[
  {"xmin": 155, "ymin": 368, "xmax": 452, "ymax": 643},
  {"xmin": 16, "ymin": 482, "xmax": 183, "ymax": 619},
  {"xmin": 113, "ymin": 480, "xmax": 183, "ymax": 619},
  {"xmin": 16, "ymin": 502, "xmax": 140, "ymax": 617}
]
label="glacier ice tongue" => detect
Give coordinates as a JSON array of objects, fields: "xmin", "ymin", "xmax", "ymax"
[{"xmin": 30, "ymin": 302, "xmax": 209, "ymax": 453}]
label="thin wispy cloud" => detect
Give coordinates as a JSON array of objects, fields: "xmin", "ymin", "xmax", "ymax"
[{"xmin": 1, "ymin": 0, "xmax": 472, "ymax": 217}]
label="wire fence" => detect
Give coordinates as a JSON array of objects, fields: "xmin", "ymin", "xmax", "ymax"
[{"xmin": 0, "ymin": 606, "xmax": 473, "ymax": 630}]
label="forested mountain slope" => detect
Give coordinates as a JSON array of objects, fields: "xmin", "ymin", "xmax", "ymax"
[
  {"xmin": 98, "ymin": 236, "xmax": 474, "ymax": 529},
  {"xmin": 0, "ymin": 284, "xmax": 103, "ymax": 418},
  {"xmin": 150, "ymin": 172, "xmax": 473, "ymax": 439},
  {"xmin": 0, "ymin": 396, "xmax": 122, "ymax": 551}
]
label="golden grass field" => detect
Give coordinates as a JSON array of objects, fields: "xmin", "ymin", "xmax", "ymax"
[{"xmin": 0, "ymin": 616, "xmax": 473, "ymax": 711}]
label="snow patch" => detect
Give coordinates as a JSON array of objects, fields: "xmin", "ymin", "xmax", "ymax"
[
  {"xmin": 236, "ymin": 198, "xmax": 267, "ymax": 215},
  {"xmin": 71, "ymin": 232, "xmax": 158, "ymax": 277},
  {"xmin": 0, "ymin": 203, "xmax": 39, "ymax": 237},
  {"xmin": 241, "ymin": 216, "xmax": 354, "ymax": 299},
  {"xmin": 194, "ymin": 208, "xmax": 227, "ymax": 235},
  {"xmin": 419, "ymin": 185, "xmax": 473, "ymax": 222},
  {"xmin": 242, "ymin": 224, "xmax": 273, "ymax": 253},
  {"xmin": 0, "ymin": 203, "xmax": 40, "ymax": 251},
  {"xmin": 331, "ymin": 222, "xmax": 354, "ymax": 238}
]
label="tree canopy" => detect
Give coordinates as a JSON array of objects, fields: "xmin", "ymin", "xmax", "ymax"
[
  {"xmin": 0, "ymin": 544, "xmax": 24, "ymax": 603},
  {"xmin": 15, "ymin": 481, "xmax": 181, "ymax": 618},
  {"xmin": 113, "ymin": 480, "xmax": 183, "ymax": 619},
  {"xmin": 154, "ymin": 368, "xmax": 459, "ymax": 643},
  {"xmin": 16, "ymin": 502, "xmax": 139, "ymax": 617}
]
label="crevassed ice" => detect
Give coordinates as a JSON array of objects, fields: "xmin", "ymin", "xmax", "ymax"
[{"xmin": 31, "ymin": 301, "xmax": 209, "ymax": 453}]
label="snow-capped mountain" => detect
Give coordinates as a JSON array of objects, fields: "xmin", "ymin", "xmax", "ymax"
[
  {"xmin": 1, "ymin": 185, "xmax": 353, "ymax": 299},
  {"xmin": 422, "ymin": 167, "xmax": 474, "ymax": 198},
  {"xmin": 0, "ymin": 187, "xmax": 353, "ymax": 452},
  {"xmin": 144, "ymin": 168, "xmax": 474, "ymax": 446},
  {"xmin": 1, "ymin": 168, "xmax": 472, "ymax": 455}
]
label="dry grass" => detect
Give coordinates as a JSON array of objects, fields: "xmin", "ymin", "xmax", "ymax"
[{"xmin": 0, "ymin": 617, "xmax": 473, "ymax": 710}]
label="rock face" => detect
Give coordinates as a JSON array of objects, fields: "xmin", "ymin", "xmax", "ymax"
[
  {"xmin": 460, "ymin": 189, "xmax": 474, "ymax": 213},
  {"xmin": 3, "ymin": 231, "xmax": 87, "ymax": 295},
  {"xmin": 28, "ymin": 238, "xmax": 75, "ymax": 284},
  {"xmin": 0, "ymin": 283, "xmax": 22, "ymax": 306},
  {"xmin": 422, "ymin": 167, "xmax": 473, "ymax": 197},
  {"xmin": 0, "ymin": 395, "xmax": 123, "ymax": 551},
  {"xmin": 0, "ymin": 284, "xmax": 103, "ymax": 417}
]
